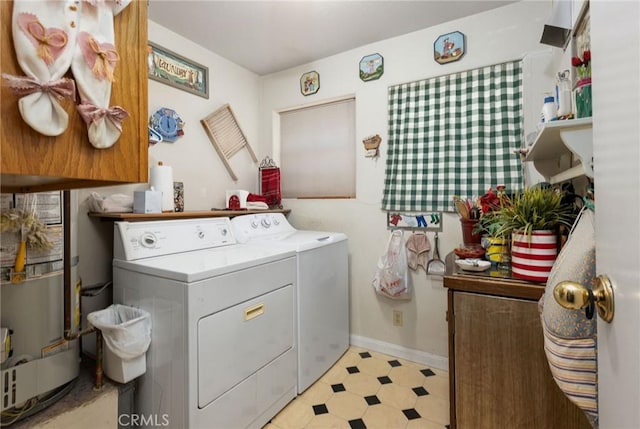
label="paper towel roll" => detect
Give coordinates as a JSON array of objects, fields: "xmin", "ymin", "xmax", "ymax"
[{"xmin": 150, "ymin": 163, "xmax": 174, "ymax": 212}]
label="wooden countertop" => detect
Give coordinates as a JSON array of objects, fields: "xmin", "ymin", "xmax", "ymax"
[
  {"xmin": 88, "ymin": 208, "xmax": 290, "ymax": 222},
  {"xmin": 443, "ymin": 273, "xmax": 545, "ymax": 301},
  {"xmin": 443, "ymin": 252, "xmax": 546, "ymax": 301}
]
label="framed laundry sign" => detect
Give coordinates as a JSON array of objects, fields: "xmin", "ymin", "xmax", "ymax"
[
  {"xmin": 387, "ymin": 212, "xmax": 442, "ymax": 232},
  {"xmin": 147, "ymin": 42, "xmax": 209, "ymax": 98}
]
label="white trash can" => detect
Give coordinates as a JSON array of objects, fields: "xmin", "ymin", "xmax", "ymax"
[{"xmin": 87, "ymin": 304, "xmax": 151, "ymax": 383}]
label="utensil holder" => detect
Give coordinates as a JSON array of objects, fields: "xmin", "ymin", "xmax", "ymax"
[{"xmin": 460, "ymin": 219, "xmax": 481, "ymax": 245}]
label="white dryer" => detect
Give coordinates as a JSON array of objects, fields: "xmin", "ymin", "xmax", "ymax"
[
  {"xmin": 231, "ymin": 213, "xmax": 349, "ymax": 393},
  {"xmin": 112, "ymin": 218, "xmax": 297, "ymax": 429}
]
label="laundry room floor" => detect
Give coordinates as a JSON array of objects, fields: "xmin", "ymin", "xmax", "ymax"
[{"xmin": 265, "ymin": 346, "xmax": 450, "ymax": 429}]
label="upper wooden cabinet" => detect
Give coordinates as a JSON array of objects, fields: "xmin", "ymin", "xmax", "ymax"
[{"xmin": 0, "ymin": 1, "xmax": 148, "ymax": 193}]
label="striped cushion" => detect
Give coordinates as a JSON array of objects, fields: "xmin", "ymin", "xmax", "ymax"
[
  {"xmin": 542, "ymin": 321, "xmax": 598, "ymax": 424},
  {"xmin": 540, "ymin": 208, "xmax": 597, "ymax": 428}
]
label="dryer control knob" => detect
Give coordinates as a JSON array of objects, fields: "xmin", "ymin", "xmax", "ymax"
[
  {"xmin": 261, "ymin": 218, "xmax": 272, "ymax": 228},
  {"xmin": 273, "ymin": 217, "xmax": 280, "ymax": 225},
  {"xmin": 251, "ymin": 220, "xmax": 259, "ymax": 229},
  {"xmin": 140, "ymin": 232, "xmax": 157, "ymax": 248}
]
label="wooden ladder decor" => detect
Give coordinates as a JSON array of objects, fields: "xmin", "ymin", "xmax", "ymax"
[{"xmin": 201, "ymin": 104, "xmax": 258, "ymax": 180}]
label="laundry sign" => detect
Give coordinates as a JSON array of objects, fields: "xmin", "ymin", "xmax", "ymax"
[
  {"xmin": 387, "ymin": 212, "xmax": 442, "ymax": 232},
  {"xmin": 147, "ymin": 41, "xmax": 209, "ymax": 98}
]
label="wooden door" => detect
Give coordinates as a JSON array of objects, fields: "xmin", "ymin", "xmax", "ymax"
[{"xmin": 590, "ymin": 1, "xmax": 640, "ymax": 426}]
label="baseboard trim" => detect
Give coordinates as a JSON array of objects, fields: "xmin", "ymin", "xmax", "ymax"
[{"xmin": 349, "ymin": 334, "xmax": 448, "ymax": 371}]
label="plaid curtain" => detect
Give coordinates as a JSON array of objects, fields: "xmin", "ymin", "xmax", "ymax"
[{"xmin": 382, "ymin": 61, "xmax": 523, "ymax": 212}]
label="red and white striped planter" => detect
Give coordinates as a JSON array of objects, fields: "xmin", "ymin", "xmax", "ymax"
[{"xmin": 510, "ymin": 230, "xmax": 558, "ymax": 283}]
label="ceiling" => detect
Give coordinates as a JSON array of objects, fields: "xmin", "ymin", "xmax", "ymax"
[{"xmin": 148, "ymin": 1, "xmax": 518, "ymax": 76}]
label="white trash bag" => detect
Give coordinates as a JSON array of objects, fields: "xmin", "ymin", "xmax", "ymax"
[
  {"xmin": 372, "ymin": 230, "xmax": 411, "ymax": 300},
  {"xmin": 87, "ymin": 304, "xmax": 151, "ymax": 361}
]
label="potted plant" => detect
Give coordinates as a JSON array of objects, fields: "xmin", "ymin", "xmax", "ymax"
[
  {"xmin": 473, "ymin": 186, "xmax": 511, "ymax": 264},
  {"xmin": 490, "ymin": 185, "xmax": 576, "ymax": 282}
]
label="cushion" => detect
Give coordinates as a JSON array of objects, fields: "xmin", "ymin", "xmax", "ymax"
[{"xmin": 539, "ymin": 208, "xmax": 597, "ymax": 427}]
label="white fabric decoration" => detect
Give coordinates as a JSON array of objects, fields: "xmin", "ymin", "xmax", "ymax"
[
  {"xmin": 72, "ymin": 0, "xmax": 131, "ymax": 149},
  {"xmin": 9, "ymin": 0, "xmax": 79, "ymax": 136}
]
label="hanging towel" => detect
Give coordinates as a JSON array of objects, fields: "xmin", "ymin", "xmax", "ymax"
[
  {"xmin": 405, "ymin": 232, "xmax": 431, "ymax": 271},
  {"xmin": 259, "ymin": 157, "xmax": 281, "ymax": 207}
]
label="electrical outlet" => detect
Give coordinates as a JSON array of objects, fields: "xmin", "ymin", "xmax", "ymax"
[{"xmin": 393, "ymin": 310, "xmax": 403, "ymax": 327}]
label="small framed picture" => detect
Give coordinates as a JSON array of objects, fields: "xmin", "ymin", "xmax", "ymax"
[
  {"xmin": 434, "ymin": 31, "xmax": 466, "ymax": 65},
  {"xmin": 300, "ymin": 71, "xmax": 320, "ymax": 96},
  {"xmin": 359, "ymin": 53, "xmax": 384, "ymax": 82}
]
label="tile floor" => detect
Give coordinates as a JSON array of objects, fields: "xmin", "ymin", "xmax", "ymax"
[{"xmin": 265, "ymin": 346, "xmax": 450, "ymax": 429}]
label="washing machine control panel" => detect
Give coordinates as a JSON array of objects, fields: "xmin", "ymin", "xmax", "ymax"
[
  {"xmin": 231, "ymin": 213, "xmax": 295, "ymax": 243},
  {"xmin": 115, "ymin": 218, "xmax": 235, "ymax": 260}
]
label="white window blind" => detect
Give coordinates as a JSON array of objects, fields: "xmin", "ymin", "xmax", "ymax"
[{"xmin": 280, "ymin": 98, "xmax": 355, "ymax": 198}]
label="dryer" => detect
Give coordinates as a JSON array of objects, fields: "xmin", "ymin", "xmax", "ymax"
[
  {"xmin": 231, "ymin": 213, "xmax": 349, "ymax": 393},
  {"xmin": 112, "ymin": 218, "xmax": 297, "ymax": 429}
]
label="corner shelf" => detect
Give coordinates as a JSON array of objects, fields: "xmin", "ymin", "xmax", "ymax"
[{"xmin": 524, "ymin": 117, "xmax": 593, "ymax": 184}]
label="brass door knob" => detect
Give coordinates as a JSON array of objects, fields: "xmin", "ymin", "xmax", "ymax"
[{"xmin": 553, "ymin": 275, "xmax": 614, "ymax": 322}]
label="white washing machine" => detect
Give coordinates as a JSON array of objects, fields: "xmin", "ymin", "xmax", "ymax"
[
  {"xmin": 231, "ymin": 213, "xmax": 349, "ymax": 393},
  {"xmin": 112, "ymin": 218, "xmax": 297, "ymax": 429}
]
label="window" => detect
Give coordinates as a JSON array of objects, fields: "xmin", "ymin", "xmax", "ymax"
[
  {"xmin": 383, "ymin": 61, "xmax": 523, "ymax": 212},
  {"xmin": 279, "ymin": 98, "xmax": 355, "ymax": 198}
]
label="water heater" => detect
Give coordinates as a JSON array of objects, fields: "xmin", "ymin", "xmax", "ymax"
[{"xmin": 0, "ymin": 191, "xmax": 79, "ymax": 418}]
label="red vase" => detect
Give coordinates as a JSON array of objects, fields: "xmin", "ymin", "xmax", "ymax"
[{"xmin": 460, "ymin": 219, "xmax": 481, "ymax": 246}]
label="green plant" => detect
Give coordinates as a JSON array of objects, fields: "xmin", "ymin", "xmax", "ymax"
[
  {"xmin": 491, "ymin": 186, "xmax": 575, "ymax": 238},
  {"xmin": 473, "ymin": 209, "xmax": 507, "ymax": 238}
]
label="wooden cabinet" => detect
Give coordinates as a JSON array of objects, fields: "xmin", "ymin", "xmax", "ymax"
[
  {"xmin": 0, "ymin": 1, "xmax": 148, "ymax": 193},
  {"xmin": 445, "ymin": 274, "xmax": 592, "ymax": 429}
]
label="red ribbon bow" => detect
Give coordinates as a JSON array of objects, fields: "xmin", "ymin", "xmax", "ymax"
[
  {"xmin": 76, "ymin": 102, "xmax": 129, "ymax": 132},
  {"xmin": 2, "ymin": 73, "xmax": 76, "ymax": 101}
]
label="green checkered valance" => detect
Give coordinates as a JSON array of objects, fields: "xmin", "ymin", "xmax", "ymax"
[{"xmin": 382, "ymin": 61, "xmax": 523, "ymax": 212}]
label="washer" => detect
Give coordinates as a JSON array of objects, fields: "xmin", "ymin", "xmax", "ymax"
[
  {"xmin": 231, "ymin": 213, "xmax": 349, "ymax": 393},
  {"xmin": 112, "ymin": 218, "xmax": 297, "ymax": 429}
]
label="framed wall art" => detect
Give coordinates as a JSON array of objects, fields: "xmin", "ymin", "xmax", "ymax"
[
  {"xmin": 300, "ymin": 71, "xmax": 320, "ymax": 96},
  {"xmin": 359, "ymin": 53, "xmax": 384, "ymax": 81},
  {"xmin": 147, "ymin": 41, "xmax": 209, "ymax": 98},
  {"xmin": 434, "ymin": 31, "xmax": 466, "ymax": 65}
]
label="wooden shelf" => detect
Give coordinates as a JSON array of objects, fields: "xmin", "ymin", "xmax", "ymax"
[
  {"xmin": 88, "ymin": 208, "xmax": 291, "ymax": 222},
  {"xmin": 525, "ymin": 117, "xmax": 593, "ymax": 184}
]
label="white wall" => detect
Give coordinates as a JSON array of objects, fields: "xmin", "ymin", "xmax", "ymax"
[
  {"xmin": 75, "ymin": 20, "xmax": 262, "ymax": 288},
  {"xmin": 259, "ymin": 0, "xmax": 560, "ymax": 361},
  {"xmin": 74, "ymin": 0, "xmax": 569, "ymax": 364}
]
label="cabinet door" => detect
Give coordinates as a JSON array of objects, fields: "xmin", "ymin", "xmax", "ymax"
[
  {"xmin": 453, "ymin": 292, "xmax": 591, "ymax": 429},
  {"xmin": 0, "ymin": 1, "xmax": 148, "ymax": 192}
]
